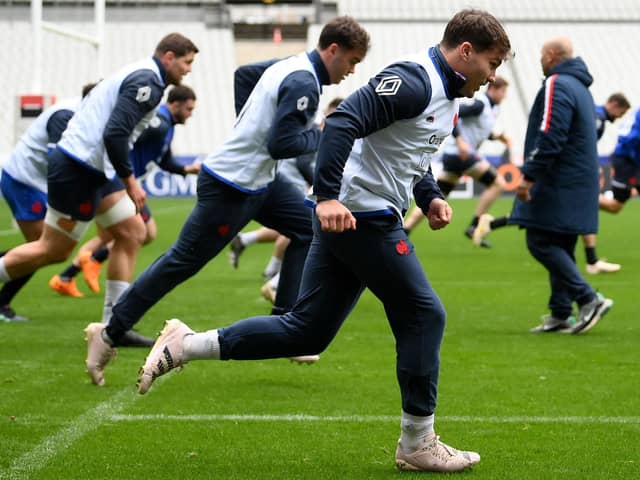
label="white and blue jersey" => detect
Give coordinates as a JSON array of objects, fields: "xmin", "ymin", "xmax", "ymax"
[
  {"xmin": 57, "ymin": 57, "xmax": 166, "ymax": 180},
  {"xmin": 443, "ymin": 92, "xmax": 498, "ymax": 155},
  {"xmin": 202, "ymin": 50, "xmax": 329, "ymax": 193},
  {"xmin": 129, "ymin": 103, "xmax": 186, "ymax": 180},
  {"xmin": 311, "ymin": 46, "xmax": 463, "ymax": 219},
  {"xmin": 3, "ymin": 97, "xmax": 81, "ymax": 193}
]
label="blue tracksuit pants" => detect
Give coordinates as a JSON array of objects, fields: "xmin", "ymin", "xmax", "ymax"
[
  {"xmin": 219, "ymin": 214, "xmax": 446, "ymax": 416},
  {"xmin": 108, "ymin": 170, "xmax": 312, "ymax": 341},
  {"xmin": 525, "ymin": 228, "xmax": 596, "ymax": 318}
]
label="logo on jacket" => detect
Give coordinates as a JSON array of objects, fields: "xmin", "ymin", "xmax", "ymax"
[
  {"xmin": 375, "ymin": 75, "xmax": 402, "ymax": 96},
  {"xmin": 297, "ymin": 96, "xmax": 309, "ymax": 111},
  {"xmin": 136, "ymin": 86, "xmax": 152, "ymax": 103},
  {"xmin": 395, "ymin": 239, "xmax": 411, "ymax": 256}
]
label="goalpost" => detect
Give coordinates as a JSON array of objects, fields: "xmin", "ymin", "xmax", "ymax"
[
  {"xmin": 30, "ymin": 0, "xmax": 106, "ymax": 92},
  {"xmin": 13, "ymin": 1, "xmax": 106, "ymax": 145}
]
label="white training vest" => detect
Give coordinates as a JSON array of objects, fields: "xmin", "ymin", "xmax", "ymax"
[
  {"xmin": 203, "ymin": 52, "xmax": 320, "ymax": 193},
  {"xmin": 57, "ymin": 58, "xmax": 163, "ymax": 179},
  {"xmin": 4, "ymin": 97, "xmax": 82, "ymax": 193},
  {"xmin": 339, "ymin": 53, "xmax": 459, "ymax": 217}
]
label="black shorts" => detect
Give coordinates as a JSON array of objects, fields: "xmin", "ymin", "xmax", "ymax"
[
  {"xmin": 610, "ymin": 154, "xmax": 640, "ymax": 192},
  {"xmin": 441, "ymin": 152, "xmax": 482, "ymax": 176},
  {"xmin": 47, "ymin": 149, "xmax": 108, "ymax": 221}
]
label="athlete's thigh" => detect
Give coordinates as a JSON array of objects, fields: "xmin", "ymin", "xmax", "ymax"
[
  {"xmin": 256, "ymin": 176, "xmax": 312, "ymax": 242},
  {"xmin": 173, "ymin": 172, "xmax": 263, "ymax": 257},
  {"xmin": 328, "ymin": 215, "xmax": 434, "ymax": 307}
]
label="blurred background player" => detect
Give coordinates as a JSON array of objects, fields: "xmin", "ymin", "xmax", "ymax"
[
  {"xmin": 49, "ymin": 85, "xmax": 200, "ymax": 298},
  {"xmin": 402, "ymin": 76, "xmax": 513, "ymax": 247},
  {"xmin": 229, "ymin": 97, "xmax": 344, "ymax": 303},
  {"xmin": 0, "ymin": 33, "xmax": 198, "ymax": 363},
  {"xmin": 0, "ymin": 83, "xmax": 95, "ymax": 322}
]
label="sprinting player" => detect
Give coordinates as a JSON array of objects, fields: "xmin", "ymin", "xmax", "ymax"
[
  {"xmin": 49, "ymin": 85, "xmax": 200, "ymax": 298},
  {"xmin": 84, "ymin": 16, "xmax": 371, "ymax": 385},
  {"xmin": 0, "ymin": 83, "xmax": 95, "ymax": 322},
  {"xmin": 138, "ymin": 9, "xmax": 512, "ymax": 473},
  {"xmin": 581, "ymin": 93, "xmax": 630, "ymax": 274},
  {"xmin": 403, "ymin": 76, "xmax": 512, "ymax": 247},
  {"xmin": 0, "ymin": 33, "xmax": 198, "ymax": 361},
  {"xmin": 510, "ymin": 36, "xmax": 613, "ymax": 334},
  {"xmin": 598, "ymin": 103, "xmax": 640, "ymax": 216}
]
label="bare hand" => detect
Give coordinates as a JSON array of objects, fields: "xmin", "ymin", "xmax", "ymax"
[
  {"xmin": 315, "ymin": 199, "xmax": 356, "ymax": 232},
  {"xmin": 184, "ymin": 160, "xmax": 202, "ymax": 174},
  {"xmin": 123, "ymin": 175, "xmax": 146, "ymax": 213},
  {"xmin": 426, "ymin": 198, "xmax": 452, "ymax": 230},
  {"xmin": 516, "ymin": 178, "xmax": 533, "ymax": 202}
]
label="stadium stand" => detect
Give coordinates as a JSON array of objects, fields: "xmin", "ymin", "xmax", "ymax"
[
  {"xmin": 0, "ymin": 2, "xmax": 234, "ymax": 159},
  {"xmin": 1, "ymin": 0, "xmax": 639, "ymax": 161}
]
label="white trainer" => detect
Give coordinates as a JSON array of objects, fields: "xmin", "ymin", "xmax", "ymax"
[
  {"xmin": 85, "ymin": 323, "xmax": 116, "ymax": 386},
  {"xmin": 395, "ymin": 433, "xmax": 480, "ymax": 472},
  {"xmin": 138, "ymin": 319, "xmax": 194, "ymax": 394},
  {"xmin": 472, "ymin": 214, "xmax": 494, "ymax": 247},
  {"xmin": 585, "ymin": 259, "xmax": 621, "ymax": 275},
  {"xmin": 289, "ymin": 355, "xmax": 320, "ymax": 364}
]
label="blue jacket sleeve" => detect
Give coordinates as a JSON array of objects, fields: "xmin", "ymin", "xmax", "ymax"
[
  {"xmin": 157, "ymin": 148, "xmax": 186, "ymax": 175},
  {"xmin": 314, "ymin": 61, "xmax": 432, "ymax": 200},
  {"xmin": 234, "ymin": 58, "xmax": 281, "ymax": 115},
  {"xmin": 522, "ymin": 77, "xmax": 574, "ymax": 180},
  {"xmin": 46, "ymin": 109, "xmax": 74, "ymax": 144},
  {"xmin": 413, "ymin": 166, "xmax": 445, "ymax": 213},
  {"xmin": 104, "ymin": 70, "xmax": 164, "ymax": 178},
  {"xmin": 266, "ymin": 71, "xmax": 321, "ymax": 160}
]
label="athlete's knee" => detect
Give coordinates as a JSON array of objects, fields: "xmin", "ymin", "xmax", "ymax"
[
  {"xmin": 478, "ymin": 166, "xmax": 498, "ymax": 187},
  {"xmin": 109, "ymin": 216, "xmax": 146, "ymax": 248}
]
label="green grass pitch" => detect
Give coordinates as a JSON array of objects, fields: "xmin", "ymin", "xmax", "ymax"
[{"xmin": 1, "ymin": 196, "xmax": 638, "ymax": 479}]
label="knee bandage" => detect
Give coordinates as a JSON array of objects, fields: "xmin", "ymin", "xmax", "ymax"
[
  {"xmin": 44, "ymin": 207, "xmax": 91, "ymax": 241},
  {"xmin": 95, "ymin": 194, "xmax": 137, "ymax": 228}
]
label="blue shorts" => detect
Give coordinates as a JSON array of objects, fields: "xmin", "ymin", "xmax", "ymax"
[{"xmin": 0, "ymin": 171, "xmax": 47, "ymax": 221}]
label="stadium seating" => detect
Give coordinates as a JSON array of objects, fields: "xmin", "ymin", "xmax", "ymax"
[
  {"xmin": 0, "ymin": 6, "xmax": 235, "ymax": 158},
  {"xmin": 1, "ymin": 1, "xmax": 639, "ymax": 160}
]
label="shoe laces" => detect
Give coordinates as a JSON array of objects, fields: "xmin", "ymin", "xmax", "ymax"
[{"xmin": 422, "ymin": 435, "xmax": 459, "ymax": 462}]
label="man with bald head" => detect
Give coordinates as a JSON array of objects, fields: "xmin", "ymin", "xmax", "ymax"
[{"xmin": 509, "ymin": 36, "xmax": 613, "ymax": 334}]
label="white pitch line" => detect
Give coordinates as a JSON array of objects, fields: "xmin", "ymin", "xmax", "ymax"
[
  {"xmin": 110, "ymin": 413, "xmax": 640, "ymax": 425},
  {"xmin": 0, "ymin": 389, "xmax": 138, "ymax": 480}
]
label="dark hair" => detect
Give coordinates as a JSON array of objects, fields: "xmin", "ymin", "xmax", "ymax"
[
  {"xmin": 442, "ymin": 9, "xmax": 511, "ymax": 56},
  {"xmin": 155, "ymin": 33, "xmax": 199, "ymax": 58},
  {"xmin": 607, "ymin": 92, "xmax": 630, "ymax": 109},
  {"xmin": 489, "ymin": 76, "xmax": 509, "ymax": 89},
  {"xmin": 168, "ymin": 84, "xmax": 196, "ymax": 103},
  {"xmin": 317, "ymin": 16, "xmax": 370, "ymax": 54},
  {"xmin": 81, "ymin": 82, "xmax": 98, "ymax": 98}
]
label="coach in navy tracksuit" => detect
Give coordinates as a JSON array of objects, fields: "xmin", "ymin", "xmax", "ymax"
[
  {"xmin": 138, "ymin": 10, "xmax": 513, "ymax": 473},
  {"xmin": 509, "ymin": 36, "xmax": 612, "ymax": 334}
]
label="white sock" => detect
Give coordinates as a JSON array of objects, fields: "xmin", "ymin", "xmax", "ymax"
[
  {"xmin": 183, "ymin": 329, "xmax": 221, "ymax": 360},
  {"xmin": 268, "ymin": 271, "xmax": 280, "ymax": 289},
  {"xmin": 399, "ymin": 411, "xmax": 435, "ymax": 453},
  {"xmin": 0, "ymin": 257, "xmax": 11, "ymax": 283},
  {"xmin": 102, "ymin": 280, "xmax": 130, "ymax": 325},
  {"xmin": 239, "ymin": 231, "xmax": 259, "ymax": 246},
  {"xmin": 263, "ymin": 256, "xmax": 282, "ymax": 278}
]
